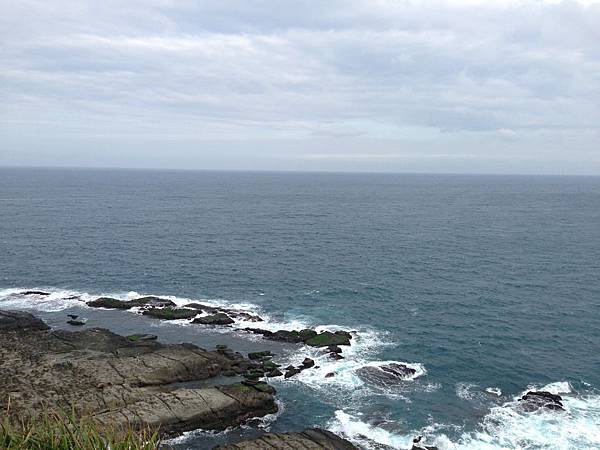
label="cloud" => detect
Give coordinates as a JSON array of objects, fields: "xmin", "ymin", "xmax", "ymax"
[{"xmin": 0, "ymin": 0, "xmax": 599, "ymax": 173}]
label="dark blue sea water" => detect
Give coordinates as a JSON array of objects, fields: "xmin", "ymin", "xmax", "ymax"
[{"xmin": 1, "ymin": 167, "xmax": 599, "ymax": 449}]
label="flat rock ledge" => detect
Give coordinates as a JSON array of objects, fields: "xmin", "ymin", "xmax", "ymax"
[
  {"xmin": 214, "ymin": 428, "xmax": 358, "ymax": 449},
  {"xmin": 0, "ymin": 310, "xmax": 277, "ymax": 437}
]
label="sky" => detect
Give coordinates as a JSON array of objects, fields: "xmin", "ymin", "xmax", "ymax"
[{"xmin": 1, "ymin": 0, "xmax": 599, "ymax": 174}]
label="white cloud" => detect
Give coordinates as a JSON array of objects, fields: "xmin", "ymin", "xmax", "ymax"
[{"xmin": 0, "ymin": 0, "xmax": 599, "ymax": 173}]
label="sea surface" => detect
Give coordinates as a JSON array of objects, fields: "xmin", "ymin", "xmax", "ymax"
[{"xmin": 1, "ymin": 167, "xmax": 599, "ymax": 449}]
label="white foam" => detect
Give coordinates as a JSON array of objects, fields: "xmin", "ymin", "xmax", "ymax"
[
  {"xmin": 273, "ymin": 325, "xmax": 425, "ymax": 400},
  {"xmin": 164, "ymin": 399, "xmax": 285, "ymax": 446},
  {"xmin": 485, "ymin": 387, "xmax": 502, "ymax": 397},
  {"xmin": 327, "ymin": 410, "xmax": 413, "ymax": 450},
  {"xmin": 329, "ymin": 383, "xmax": 600, "ymax": 450},
  {"xmin": 433, "ymin": 382, "xmax": 600, "ymax": 450},
  {"xmin": 456, "ymin": 383, "xmax": 480, "ymax": 401},
  {"xmin": 0, "ymin": 288, "xmax": 91, "ymax": 312}
]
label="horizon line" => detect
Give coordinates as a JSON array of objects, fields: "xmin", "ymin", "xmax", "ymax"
[{"xmin": 1, "ymin": 164, "xmax": 599, "ymax": 178}]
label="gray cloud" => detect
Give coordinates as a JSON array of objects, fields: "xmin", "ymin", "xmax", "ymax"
[{"xmin": 1, "ymin": 0, "xmax": 599, "ymax": 173}]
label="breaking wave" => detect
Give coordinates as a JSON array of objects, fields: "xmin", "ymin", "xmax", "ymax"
[{"xmin": 328, "ymin": 382, "xmax": 600, "ymax": 450}]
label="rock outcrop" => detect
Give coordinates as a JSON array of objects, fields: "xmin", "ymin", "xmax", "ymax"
[
  {"xmin": 0, "ymin": 310, "xmax": 277, "ymax": 436},
  {"xmin": 244, "ymin": 328, "xmax": 353, "ymax": 346},
  {"xmin": 356, "ymin": 363, "xmax": 417, "ymax": 386},
  {"xmin": 87, "ymin": 296, "xmax": 176, "ymax": 310},
  {"xmin": 518, "ymin": 391, "xmax": 565, "ymax": 411},
  {"xmin": 0, "ymin": 310, "xmax": 50, "ymax": 331},
  {"xmin": 214, "ymin": 428, "xmax": 358, "ymax": 449}
]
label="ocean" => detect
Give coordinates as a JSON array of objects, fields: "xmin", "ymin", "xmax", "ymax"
[{"xmin": 1, "ymin": 167, "xmax": 599, "ymax": 449}]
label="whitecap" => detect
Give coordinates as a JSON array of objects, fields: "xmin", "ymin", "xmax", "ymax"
[
  {"xmin": 0, "ymin": 287, "xmax": 90, "ymax": 312},
  {"xmin": 434, "ymin": 382, "xmax": 600, "ymax": 450},
  {"xmin": 485, "ymin": 387, "xmax": 502, "ymax": 397},
  {"xmin": 327, "ymin": 410, "xmax": 414, "ymax": 450}
]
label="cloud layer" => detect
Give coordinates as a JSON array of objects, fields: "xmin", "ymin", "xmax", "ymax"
[{"xmin": 1, "ymin": 0, "xmax": 599, "ymax": 173}]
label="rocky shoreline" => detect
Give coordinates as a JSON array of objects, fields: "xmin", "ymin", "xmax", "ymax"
[
  {"xmin": 0, "ymin": 309, "xmax": 361, "ymax": 449},
  {"xmin": 2, "ymin": 292, "xmax": 569, "ymax": 450}
]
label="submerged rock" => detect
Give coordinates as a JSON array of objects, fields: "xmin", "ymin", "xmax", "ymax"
[
  {"xmin": 67, "ymin": 319, "xmax": 86, "ymax": 326},
  {"xmin": 519, "ymin": 391, "xmax": 565, "ymax": 411},
  {"xmin": 192, "ymin": 313, "xmax": 235, "ymax": 325},
  {"xmin": 215, "ymin": 428, "xmax": 358, "ymax": 449}
]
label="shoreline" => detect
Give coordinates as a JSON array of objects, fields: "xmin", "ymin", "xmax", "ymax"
[
  {"xmin": 0, "ymin": 289, "xmax": 590, "ymax": 450},
  {"xmin": 0, "ymin": 309, "xmax": 366, "ymax": 449}
]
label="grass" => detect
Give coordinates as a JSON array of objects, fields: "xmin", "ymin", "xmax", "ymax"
[{"xmin": 1, "ymin": 404, "xmax": 161, "ymax": 450}]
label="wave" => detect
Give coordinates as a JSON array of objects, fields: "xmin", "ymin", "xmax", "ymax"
[
  {"xmin": 165, "ymin": 399, "xmax": 286, "ymax": 446},
  {"xmin": 0, "ymin": 287, "xmax": 311, "ymax": 332},
  {"xmin": 1, "ymin": 287, "xmax": 429, "ymax": 408},
  {"xmin": 442, "ymin": 381, "xmax": 600, "ymax": 449},
  {"xmin": 0, "ymin": 287, "xmax": 93, "ymax": 311},
  {"xmin": 329, "ymin": 382, "xmax": 600, "ymax": 450}
]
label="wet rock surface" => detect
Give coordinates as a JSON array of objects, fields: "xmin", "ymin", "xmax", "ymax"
[
  {"xmin": 193, "ymin": 313, "xmax": 236, "ymax": 325},
  {"xmin": 0, "ymin": 310, "xmax": 277, "ymax": 436},
  {"xmin": 356, "ymin": 363, "xmax": 417, "ymax": 386},
  {"xmin": 214, "ymin": 428, "xmax": 358, "ymax": 449},
  {"xmin": 142, "ymin": 307, "xmax": 198, "ymax": 320},
  {"xmin": 518, "ymin": 390, "xmax": 565, "ymax": 411},
  {"xmin": 243, "ymin": 327, "xmax": 353, "ymax": 347},
  {"xmin": 88, "ymin": 296, "xmax": 176, "ymax": 310}
]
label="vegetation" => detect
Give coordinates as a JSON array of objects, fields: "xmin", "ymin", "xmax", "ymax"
[
  {"xmin": 305, "ymin": 331, "xmax": 350, "ymax": 347},
  {"xmin": 141, "ymin": 307, "xmax": 197, "ymax": 320},
  {"xmin": 1, "ymin": 406, "xmax": 161, "ymax": 450}
]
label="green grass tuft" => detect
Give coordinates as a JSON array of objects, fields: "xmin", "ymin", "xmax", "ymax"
[{"xmin": 1, "ymin": 407, "xmax": 161, "ymax": 450}]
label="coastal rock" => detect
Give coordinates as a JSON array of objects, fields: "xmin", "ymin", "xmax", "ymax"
[
  {"xmin": 0, "ymin": 310, "xmax": 50, "ymax": 331},
  {"xmin": 248, "ymin": 351, "xmax": 273, "ymax": 360},
  {"xmin": 0, "ymin": 311, "xmax": 277, "ymax": 437},
  {"xmin": 411, "ymin": 435, "xmax": 439, "ymax": 450},
  {"xmin": 126, "ymin": 333, "xmax": 158, "ymax": 342},
  {"xmin": 231, "ymin": 312, "xmax": 263, "ymax": 322},
  {"xmin": 214, "ymin": 428, "xmax": 358, "ymax": 449},
  {"xmin": 88, "ymin": 296, "xmax": 176, "ymax": 310},
  {"xmin": 193, "ymin": 313, "xmax": 235, "ymax": 325},
  {"xmin": 18, "ymin": 290, "xmax": 50, "ymax": 296},
  {"xmin": 142, "ymin": 307, "xmax": 198, "ymax": 320},
  {"xmin": 519, "ymin": 391, "xmax": 565, "ymax": 411},
  {"xmin": 301, "ymin": 357, "xmax": 315, "ymax": 368},
  {"xmin": 67, "ymin": 319, "xmax": 86, "ymax": 326},
  {"xmin": 243, "ymin": 327, "xmax": 354, "ymax": 348},
  {"xmin": 183, "ymin": 304, "xmax": 263, "ymax": 323},
  {"xmin": 356, "ymin": 363, "xmax": 417, "ymax": 386},
  {"xmin": 284, "ymin": 367, "xmax": 302, "ymax": 379}
]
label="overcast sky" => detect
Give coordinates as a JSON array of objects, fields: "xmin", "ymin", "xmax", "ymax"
[{"xmin": 1, "ymin": 0, "xmax": 599, "ymax": 174}]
